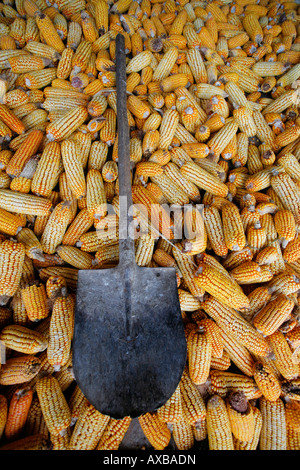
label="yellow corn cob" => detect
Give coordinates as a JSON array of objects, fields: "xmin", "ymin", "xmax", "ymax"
[
  {"xmin": 36, "ymin": 374, "xmax": 71, "ymax": 436},
  {"xmin": 50, "ymin": 427, "xmax": 72, "ymax": 450},
  {"xmin": 20, "ymin": 282, "xmax": 49, "ymax": 322},
  {"xmin": 6, "ymin": 130, "xmax": 42, "ymax": 179},
  {"xmin": 218, "ymin": 328, "xmax": 255, "ymax": 377},
  {"xmin": 221, "ymin": 201, "xmax": 246, "ymax": 252},
  {"xmin": 60, "ymin": 139, "xmax": 86, "ymax": 199},
  {"xmin": 150, "ymin": 171, "xmax": 189, "ymax": 207},
  {"xmin": 287, "ymin": 420, "xmax": 300, "ymax": 450},
  {"xmin": 135, "ymin": 233, "xmax": 155, "ymax": 267},
  {"xmin": 172, "ymin": 420, "xmax": 194, "ymax": 450},
  {"xmin": 187, "ymin": 323, "xmax": 212, "ymax": 385},
  {"xmin": 57, "ymin": 245, "xmax": 94, "ymax": 270},
  {"xmin": 226, "ymin": 391, "xmax": 255, "ymax": 442},
  {"xmin": 180, "ymin": 161, "xmax": 228, "ymax": 197},
  {"xmin": 47, "ymin": 293, "xmax": 74, "ymax": 371},
  {"xmin": 0, "ymin": 103, "xmax": 25, "ymax": 135},
  {"xmin": 278, "ymin": 152, "xmax": 300, "ymax": 183},
  {"xmin": 95, "ymin": 242, "xmax": 119, "ymax": 267},
  {"xmin": 195, "ymin": 317, "xmax": 223, "ymax": 358},
  {"xmin": 85, "ymin": 168, "xmax": 107, "ymax": 220},
  {"xmin": 277, "ymin": 63, "xmax": 300, "ymax": 88},
  {"xmin": 221, "ymin": 247, "xmax": 253, "ymax": 271},
  {"xmin": 285, "ymin": 400, "xmax": 300, "ymax": 434},
  {"xmin": 9, "ymin": 176, "xmax": 31, "ymax": 194},
  {"xmin": 179, "ymin": 369, "xmax": 206, "ymax": 426},
  {"xmin": 138, "ymin": 412, "xmax": 171, "ymax": 450},
  {"xmin": 40, "ymin": 201, "xmax": 72, "ymax": 254},
  {"xmin": 15, "ymin": 227, "xmax": 43, "ymax": 262},
  {"xmin": 194, "ymin": 261, "xmax": 250, "ymax": 312},
  {"xmin": 253, "ymin": 293, "xmax": 295, "ymax": 336},
  {"xmin": 172, "ymin": 244, "xmax": 204, "ymax": 299},
  {"xmin": 93, "ymin": 0, "xmax": 108, "ymax": 35},
  {"xmin": 4, "ymin": 387, "xmax": 33, "ymax": 441},
  {"xmin": 31, "ymin": 141, "xmax": 62, "ymax": 198},
  {"xmin": 67, "ymin": 385, "xmax": 89, "ymax": 427},
  {"xmin": 180, "ymin": 143, "xmax": 210, "ymax": 160},
  {"xmin": 99, "ymin": 107, "xmax": 116, "ymax": 146},
  {"xmin": 206, "ymin": 394, "xmax": 234, "ymax": 450},
  {"xmin": 272, "ymin": 271, "xmax": 300, "ymax": 301},
  {"xmin": 56, "ymin": 47, "xmax": 74, "ymax": 80},
  {"xmin": 252, "ymin": 361, "xmax": 282, "ymax": 402},
  {"xmin": 267, "ymin": 330, "xmax": 299, "ymax": 381},
  {"xmin": 202, "ymin": 296, "xmax": 271, "ymax": 357},
  {"xmin": 286, "ymin": 326, "xmax": 300, "ymax": 352},
  {"xmin": 96, "ymin": 416, "xmax": 132, "ymax": 450},
  {"xmin": 0, "ymin": 239, "xmax": 25, "ymax": 301},
  {"xmin": 4, "ymin": 89, "xmax": 29, "ymax": 109},
  {"xmin": 61, "ymin": 208, "xmax": 94, "ymax": 246},
  {"xmin": 271, "ymin": 171, "xmax": 300, "ymax": 224},
  {"xmin": 125, "ymin": 50, "xmax": 153, "ymax": 75},
  {"xmin": 178, "ymin": 290, "xmax": 201, "ymax": 312},
  {"xmin": 209, "ymin": 369, "xmax": 261, "ymax": 400},
  {"xmin": 87, "ymin": 93, "xmax": 107, "ymax": 118},
  {"xmin": 131, "ymin": 184, "xmax": 173, "ymax": 240},
  {"xmin": 46, "ymin": 105, "xmax": 88, "ymax": 142},
  {"xmin": 0, "ymin": 150, "xmax": 12, "ymax": 171},
  {"xmin": 259, "ymin": 397, "xmax": 287, "ymax": 450},
  {"xmin": 0, "ymin": 324, "xmax": 47, "ymax": 355},
  {"xmin": 22, "ymin": 67, "xmax": 57, "ymax": 89},
  {"xmin": 0, "ymin": 207, "xmax": 25, "ymax": 236},
  {"xmin": 45, "ymin": 275, "xmax": 67, "ymax": 301},
  {"xmin": 20, "ymin": 254, "xmax": 35, "ymax": 286},
  {"xmin": 233, "ymin": 405, "xmax": 262, "ymax": 450},
  {"xmin": 233, "ymin": 106, "xmax": 257, "ymax": 138},
  {"xmin": 157, "ymin": 384, "xmax": 183, "ymax": 424},
  {"xmin": 39, "ymin": 266, "xmax": 78, "ymax": 291},
  {"xmin": 230, "ymin": 260, "xmax": 273, "ymax": 284},
  {"xmin": 77, "ymin": 230, "xmax": 115, "ymax": 253},
  {"xmin": 243, "ymin": 286, "xmax": 271, "ymax": 321},
  {"xmin": 8, "ymin": 54, "xmax": 50, "ymax": 74},
  {"xmin": 135, "ymin": 162, "xmax": 162, "ymax": 181},
  {"xmin": 0, "ymin": 355, "xmax": 42, "ymax": 386},
  {"xmin": 203, "ymin": 205, "xmax": 228, "ymax": 257},
  {"xmin": 273, "ymin": 209, "xmax": 296, "ymax": 247},
  {"xmin": 34, "ymin": 10, "xmax": 65, "ymax": 53},
  {"xmin": 10, "ymin": 289, "xmax": 28, "ymax": 327},
  {"xmin": 68, "ymin": 402, "xmax": 110, "ymax": 450}
]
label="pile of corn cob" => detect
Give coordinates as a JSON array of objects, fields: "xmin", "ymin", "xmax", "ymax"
[{"xmin": 0, "ymin": 0, "xmax": 299, "ymax": 452}]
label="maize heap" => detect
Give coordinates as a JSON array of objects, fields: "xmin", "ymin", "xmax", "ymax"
[{"xmin": 0, "ymin": 0, "xmax": 299, "ymax": 451}]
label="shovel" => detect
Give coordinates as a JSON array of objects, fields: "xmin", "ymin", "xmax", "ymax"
[{"xmin": 72, "ymin": 33, "xmax": 187, "ymax": 419}]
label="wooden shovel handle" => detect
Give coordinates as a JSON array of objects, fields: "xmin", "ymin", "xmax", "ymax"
[{"xmin": 115, "ymin": 33, "xmax": 136, "ymax": 267}]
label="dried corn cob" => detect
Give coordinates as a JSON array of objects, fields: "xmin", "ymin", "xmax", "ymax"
[
  {"xmin": 47, "ymin": 293, "xmax": 74, "ymax": 371},
  {"xmin": 138, "ymin": 412, "xmax": 171, "ymax": 450},
  {"xmin": 259, "ymin": 397, "xmax": 287, "ymax": 450},
  {"xmin": 68, "ymin": 402, "xmax": 110, "ymax": 450},
  {"xmin": 0, "ymin": 324, "xmax": 47, "ymax": 355},
  {"xmin": 36, "ymin": 374, "xmax": 71, "ymax": 436},
  {"xmin": 4, "ymin": 387, "xmax": 33, "ymax": 441},
  {"xmin": 96, "ymin": 416, "xmax": 132, "ymax": 450},
  {"xmin": 21, "ymin": 283, "xmax": 49, "ymax": 322},
  {"xmin": 202, "ymin": 296, "xmax": 271, "ymax": 357},
  {"xmin": 206, "ymin": 395, "xmax": 234, "ymax": 450},
  {"xmin": 0, "ymin": 355, "xmax": 41, "ymax": 386}
]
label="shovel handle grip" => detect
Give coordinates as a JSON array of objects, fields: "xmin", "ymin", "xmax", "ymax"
[{"xmin": 116, "ymin": 33, "xmax": 136, "ymax": 268}]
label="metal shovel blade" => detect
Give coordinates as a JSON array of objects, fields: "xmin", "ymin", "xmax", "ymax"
[
  {"xmin": 72, "ymin": 33, "xmax": 187, "ymax": 419},
  {"xmin": 72, "ymin": 264, "xmax": 187, "ymax": 419}
]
